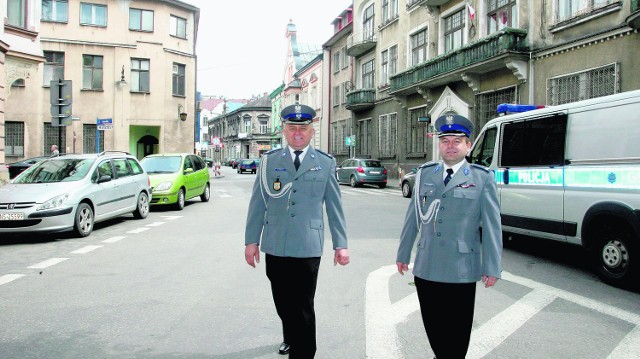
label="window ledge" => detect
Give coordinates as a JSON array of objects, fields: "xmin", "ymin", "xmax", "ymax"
[
  {"xmin": 81, "ymin": 88, "xmax": 104, "ymax": 92},
  {"xmin": 378, "ymin": 15, "xmax": 399, "ymax": 31}
]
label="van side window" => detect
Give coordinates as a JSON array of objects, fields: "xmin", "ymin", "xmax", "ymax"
[
  {"xmin": 501, "ymin": 114, "xmax": 567, "ymax": 167},
  {"xmin": 470, "ymin": 126, "xmax": 497, "ymax": 167}
]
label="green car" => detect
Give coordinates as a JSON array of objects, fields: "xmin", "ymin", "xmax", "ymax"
[{"xmin": 140, "ymin": 153, "xmax": 210, "ymax": 210}]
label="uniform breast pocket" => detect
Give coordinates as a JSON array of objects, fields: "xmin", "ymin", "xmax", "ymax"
[
  {"xmin": 303, "ymin": 172, "xmax": 327, "ymax": 196},
  {"xmin": 453, "ymin": 187, "xmax": 479, "ymax": 200}
]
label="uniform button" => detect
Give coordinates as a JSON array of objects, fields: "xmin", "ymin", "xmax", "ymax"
[
  {"xmin": 291, "ymin": 214, "xmax": 295, "ymax": 217},
  {"xmin": 293, "ymin": 189, "xmax": 297, "ymax": 193},
  {"xmin": 291, "ymin": 202, "xmax": 295, "ymax": 205},
  {"xmin": 437, "ymin": 232, "xmax": 441, "ymax": 237},
  {"xmin": 440, "ymin": 207, "xmax": 445, "ymax": 211},
  {"xmin": 438, "ymin": 219, "xmax": 442, "ymax": 223},
  {"xmin": 442, "ymin": 194, "xmax": 446, "ymax": 198}
]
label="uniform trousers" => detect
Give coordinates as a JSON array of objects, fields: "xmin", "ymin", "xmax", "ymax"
[
  {"xmin": 266, "ymin": 254, "xmax": 321, "ymax": 359},
  {"xmin": 415, "ymin": 276, "xmax": 477, "ymax": 359}
]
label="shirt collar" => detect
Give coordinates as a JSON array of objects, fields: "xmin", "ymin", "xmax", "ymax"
[{"xmin": 288, "ymin": 145, "xmax": 310, "ymax": 161}]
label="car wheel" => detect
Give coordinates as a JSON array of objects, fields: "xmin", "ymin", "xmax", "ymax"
[
  {"xmin": 378, "ymin": 183, "xmax": 387, "ymax": 189},
  {"xmin": 200, "ymin": 183, "xmax": 210, "ymax": 202},
  {"xmin": 133, "ymin": 191, "xmax": 150, "ymax": 219},
  {"xmin": 350, "ymin": 175, "xmax": 359, "ymax": 188},
  {"xmin": 175, "ymin": 188, "xmax": 186, "ymax": 210},
  {"xmin": 590, "ymin": 222, "xmax": 636, "ymax": 288},
  {"xmin": 402, "ymin": 181, "xmax": 412, "ymax": 198},
  {"xmin": 74, "ymin": 202, "xmax": 94, "ymax": 237}
]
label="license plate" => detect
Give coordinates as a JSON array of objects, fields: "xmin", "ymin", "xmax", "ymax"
[
  {"xmin": 0, "ymin": 213, "xmax": 24, "ymax": 220},
  {"xmin": 370, "ymin": 171, "xmax": 380, "ymax": 174}
]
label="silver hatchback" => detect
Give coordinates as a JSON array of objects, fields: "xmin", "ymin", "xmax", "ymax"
[
  {"xmin": 336, "ymin": 158, "xmax": 388, "ymax": 188},
  {"xmin": 0, "ymin": 151, "xmax": 151, "ymax": 238}
]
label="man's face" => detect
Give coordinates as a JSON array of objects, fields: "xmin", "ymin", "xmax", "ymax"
[
  {"xmin": 438, "ymin": 135, "xmax": 471, "ymax": 166},
  {"xmin": 283, "ymin": 123, "xmax": 314, "ymax": 150}
]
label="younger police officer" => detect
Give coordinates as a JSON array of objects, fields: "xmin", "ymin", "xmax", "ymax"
[
  {"xmin": 245, "ymin": 104, "xmax": 350, "ymax": 358},
  {"xmin": 396, "ymin": 114, "xmax": 502, "ymax": 359}
]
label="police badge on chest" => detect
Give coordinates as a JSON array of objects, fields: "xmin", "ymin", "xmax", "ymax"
[{"xmin": 273, "ymin": 177, "xmax": 281, "ymax": 191}]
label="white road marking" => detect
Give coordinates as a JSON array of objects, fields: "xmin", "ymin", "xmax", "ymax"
[
  {"xmin": 219, "ymin": 193, "xmax": 232, "ymax": 198},
  {"xmin": 366, "ymin": 267, "xmax": 640, "ymax": 359},
  {"xmin": 127, "ymin": 227, "xmax": 150, "ymax": 234},
  {"xmin": 160, "ymin": 216, "xmax": 182, "ymax": 220},
  {"xmin": 70, "ymin": 245, "xmax": 102, "ymax": 254},
  {"xmin": 350, "ymin": 188, "xmax": 387, "ymax": 196},
  {"xmin": 146, "ymin": 221, "xmax": 166, "ymax": 227},
  {"xmin": 27, "ymin": 258, "xmax": 69, "ymax": 269},
  {"xmin": 0, "ymin": 274, "xmax": 25, "ymax": 286},
  {"xmin": 102, "ymin": 236, "xmax": 126, "ymax": 243}
]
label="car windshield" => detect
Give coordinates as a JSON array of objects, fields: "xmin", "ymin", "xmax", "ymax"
[
  {"xmin": 362, "ymin": 160, "xmax": 382, "ymax": 167},
  {"xmin": 141, "ymin": 156, "xmax": 182, "ymax": 173},
  {"xmin": 13, "ymin": 159, "xmax": 95, "ymax": 183}
]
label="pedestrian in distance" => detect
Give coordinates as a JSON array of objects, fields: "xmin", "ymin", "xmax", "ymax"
[
  {"xmin": 244, "ymin": 103, "xmax": 350, "ymax": 358},
  {"xmin": 50, "ymin": 144, "xmax": 59, "ymax": 157},
  {"xmin": 396, "ymin": 114, "xmax": 503, "ymax": 359}
]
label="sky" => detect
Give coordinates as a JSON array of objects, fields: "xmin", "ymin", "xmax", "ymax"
[{"xmin": 186, "ymin": 0, "xmax": 352, "ymax": 99}]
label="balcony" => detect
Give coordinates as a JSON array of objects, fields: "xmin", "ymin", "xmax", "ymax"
[
  {"xmin": 346, "ymin": 89, "xmax": 376, "ymax": 111},
  {"xmin": 627, "ymin": 0, "xmax": 640, "ymax": 29},
  {"xmin": 390, "ymin": 28, "xmax": 529, "ymax": 96},
  {"xmin": 346, "ymin": 30, "xmax": 377, "ymax": 57}
]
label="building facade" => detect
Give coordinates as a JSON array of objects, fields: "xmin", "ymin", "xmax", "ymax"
[
  {"xmin": 334, "ymin": 0, "xmax": 640, "ymax": 183},
  {"xmin": 3, "ymin": 0, "xmax": 199, "ymax": 169}
]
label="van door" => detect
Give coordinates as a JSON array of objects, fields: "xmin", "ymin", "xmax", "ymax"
[
  {"xmin": 469, "ymin": 124, "xmax": 500, "ymax": 194},
  {"xmin": 498, "ymin": 114, "xmax": 568, "ymax": 241}
]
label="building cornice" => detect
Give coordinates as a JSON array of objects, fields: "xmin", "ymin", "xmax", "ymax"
[{"xmin": 533, "ymin": 26, "xmax": 637, "ymax": 59}]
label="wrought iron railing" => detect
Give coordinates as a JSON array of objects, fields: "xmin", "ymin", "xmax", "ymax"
[{"xmin": 346, "ymin": 89, "xmax": 376, "ymax": 107}]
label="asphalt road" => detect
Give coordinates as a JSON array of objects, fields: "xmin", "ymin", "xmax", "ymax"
[{"xmin": 0, "ymin": 165, "xmax": 639, "ymax": 358}]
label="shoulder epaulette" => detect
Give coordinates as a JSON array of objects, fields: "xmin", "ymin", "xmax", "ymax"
[
  {"xmin": 470, "ymin": 163, "xmax": 490, "ymax": 172},
  {"xmin": 264, "ymin": 148, "xmax": 282, "ymax": 156},
  {"xmin": 419, "ymin": 161, "xmax": 437, "ymax": 169},
  {"xmin": 315, "ymin": 149, "xmax": 333, "ymax": 159}
]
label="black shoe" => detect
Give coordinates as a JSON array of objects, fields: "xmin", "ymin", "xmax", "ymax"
[{"xmin": 278, "ymin": 342, "xmax": 290, "ymax": 355}]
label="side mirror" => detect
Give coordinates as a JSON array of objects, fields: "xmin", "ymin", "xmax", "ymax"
[
  {"xmin": 184, "ymin": 168, "xmax": 194, "ymax": 174},
  {"xmin": 97, "ymin": 175, "xmax": 112, "ymax": 183}
]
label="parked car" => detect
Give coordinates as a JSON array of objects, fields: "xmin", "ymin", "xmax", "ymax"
[
  {"xmin": 0, "ymin": 151, "xmax": 150, "ymax": 238},
  {"xmin": 204, "ymin": 157, "xmax": 214, "ymax": 167},
  {"xmin": 400, "ymin": 168, "xmax": 418, "ymax": 198},
  {"xmin": 336, "ymin": 158, "xmax": 388, "ymax": 188},
  {"xmin": 5, "ymin": 156, "xmax": 50, "ymax": 179},
  {"xmin": 237, "ymin": 159, "xmax": 258, "ymax": 174},
  {"xmin": 140, "ymin": 153, "xmax": 210, "ymax": 210}
]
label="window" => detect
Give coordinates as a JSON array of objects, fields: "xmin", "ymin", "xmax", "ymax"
[
  {"xmin": 333, "ymin": 51, "xmax": 341, "ymax": 73},
  {"xmin": 501, "ymin": 115, "xmax": 567, "ymax": 167},
  {"xmin": 342, "ymin": 46, "xmax": 349, "ymax": 69},
  {"xmin": 379, "ymin": 113, "xmax": 397, "ymax": 158},
  {"xmin": 469, "ymin": 126, "xmax": 497, "ymax": 167},
  {"xmin": 5, "ymin": 122, "xmax": 25, "ymax": 156},
  {"xmin": 357, "ymin": 119, "xmax": 372, "ymax": 157},
  {"xmin": 342, "ymin": 82, "xmax": 350, "ymax": 104},
  {"xmin": 244, "ymin": 117, "xmax": 251, "ymax": 133},
  {"xmin": 80, "ymin": 2, "xmax": 107, "ymax": 27},
  {"xmin": 259, "ymin": 119, "xmax": 268, "ymax": 134},
  {"xmin": 42, "ymin": 0, "xmax": 68, "ymax": 22},
  {"xmin": 363, "ymin": 4, "xmax": 375, "ymax": 41},
  {"xmin": 83, "ymin": 124, "xmax": 104, "ymax": 153},
  {"xmin": 380, "ymin": 45, "xmax": 397, "ymax": 86},
  {"xmin": 556, "ymin": 0, "xmax": 612, "ymax": 22},
  {"xmin": 44, "ymin": 122, "xmax": 66, "ymax": 155},
  {"xmin": 362, "ymin": 59, "xmax": 375, "ymax": 89},
  {"xmin": 547, "ymin": 63, "xmax": 617, "ymax": 105},
  {"xmin": 488, "ymin": 0, "xmax": 516, "ymax": 34},
  {"xmin": 82, "ymin": 55, "xmax": 103, "ymax": 90},
  {"xmin": 170, "ymin": 15, "xmax": 187, "ymax": 38},
  {"xmin": 7, "ymin": 0, "xmax": 26, "ymax": 28},
  {"xmin": 43, "ymin": 52, "xmax": 65, "ymax": 86},
  {"xmin": 382, "ymin": 0, "xmax": 398, "ymax": 24},
  {"xmin": 129, "ymin": 8, "xmax": 153, "ymax": 31},
  {"xmin": 331, "ymin": 120, "xmax": 348, "ymax": 155},
  {"xmin": 444, "ymin": 9, "xmax": 465, "ymax": 53},
  {"xmin": 131, "ymin": 58, "xmax": 150, "ymax": 93},
  {"xmin": 411, "ymin": 29, "xmax": 428, "ymax": 66},
  {"xmin": 474, "ymin": 87, "xmax": 516, "ymax": 136},
  {"xmin": 333, "ymin": 85, "xmax": 341, "ymax": 107},
  {"xmin": 407, "ymin": 107, "xmax": 428, "ymax": 157},
  {"xmin": 172, "ymin": 63, "xmax": 185, "ymax": 96}
]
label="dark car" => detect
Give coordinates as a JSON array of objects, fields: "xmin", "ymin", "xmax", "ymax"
[
  {"xmin": 237, "ymin": 159, "xmax": 257, "ymax": 174},
  {"xmin": 336, "ymin": 158, "xmax": 388, "ymax": 188},
  {"xmin": 400, "ymin": 168, "xmax": 417, "ymax": 198},
  {"xmin": 6, "ymin": 156, "xmax": 50, "ymax": 179}
]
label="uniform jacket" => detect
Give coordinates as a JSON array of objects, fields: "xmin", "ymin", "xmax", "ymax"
[
  {"xmin": 245, "ymin": 146, "xmax": 348, "ymax": 258},
  {"xmin": 396, "ymin": 160, "xmax": 502, "ymax": 283}
]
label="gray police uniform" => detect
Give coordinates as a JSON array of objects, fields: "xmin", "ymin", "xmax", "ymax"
[
  {"xmin": 396, "ymin": 160, "xmax": 502, "ymax": 282},
  {"xmin": 244, "ymin": 146, "xmax": 347, "ymax": 256}
]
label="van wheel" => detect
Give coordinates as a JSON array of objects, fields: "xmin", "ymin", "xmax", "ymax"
[
  {"xmin": 200, "ymin": 183, "xmax": 210, "ymax": 202},
  {"xmin": 590, "ymin": 223, "xmax": 635, "ymax": 288},
  {"xmin": 402, "ymin": 181, "xmax": 412, "ymax": 198},
  {"xmin": 175, "ymin": 188, "xmax": 186, "ymax": 210},
  {"xmin": 74, "ymin": 203, "xmax": 94, "ymax": 237}
]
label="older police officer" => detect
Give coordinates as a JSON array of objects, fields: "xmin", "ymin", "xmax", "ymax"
[
  {"xmin": 396, "ymin": 114, "xmax": 502, "ymax": 359},
  {"xmin": 245, "ymin": 104, "xmax": 349, "ymax": 358}
]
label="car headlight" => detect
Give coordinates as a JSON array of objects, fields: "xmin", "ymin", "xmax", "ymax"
[
  {"xmin": 37, "ymin": 193, "xmax": 70, "ymax": 211},
  {"xmin": 154, "ymin": 181, "xmax": 173, "ymax": 192}
]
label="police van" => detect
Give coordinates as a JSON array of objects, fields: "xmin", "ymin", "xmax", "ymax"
[{"xmin": 468, "ymin": 90, "xmax": 640, "ymax": 288}]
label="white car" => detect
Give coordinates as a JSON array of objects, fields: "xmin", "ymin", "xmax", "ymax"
[{"xmin": 0, "ymin": 151, "xmax": 151, "ymax": 238}]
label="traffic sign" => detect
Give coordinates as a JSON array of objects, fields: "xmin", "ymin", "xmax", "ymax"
[
  {"xmin": 212, "ymin": 137, "xmax": 221, "ymax": 146},
  {"xmin": 97, "ymin": 118, "xmax": 113, "ymax": 130}
]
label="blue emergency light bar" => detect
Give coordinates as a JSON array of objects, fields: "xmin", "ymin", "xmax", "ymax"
[{"xmin": 497, "ymin": 103, "xmax": 545, "ymax": 115}]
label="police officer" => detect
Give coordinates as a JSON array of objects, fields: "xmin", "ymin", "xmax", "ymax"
[
  {"xmin": 396, "ymin": 114, "xmax": 502, "ymax": 359},
  {"xmin": 245, "ymin": 104, "xmax": 350, "ymax": 358}
]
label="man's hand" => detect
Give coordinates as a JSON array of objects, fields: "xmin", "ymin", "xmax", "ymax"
[
  {"xmin": 334, "ymin": 248, "xmax": 350, "ymax": 266},
  {"xmin": 396, "ymin": 262, "xmax": 409, "ymax": 275},
  {"xmin": 482, "ymin": 275, "xmax": 498, "ymax": 288},
  {"xmin": 245, "ymin": 244, "xmax": 260, "ymax": 268}
]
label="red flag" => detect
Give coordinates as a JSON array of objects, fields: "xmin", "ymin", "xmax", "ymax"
[{"xmin": 467, "ymin": 1, "xmax": 476, "ymax": 21}]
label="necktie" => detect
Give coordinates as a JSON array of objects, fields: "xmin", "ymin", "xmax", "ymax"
[
  {"xmin": 444, "ymin": 168, "xmax": 454, "ymax": 186},
  {"xmin": 293, "ymin": 150, "xmax": 303, "ymax": 171}
]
